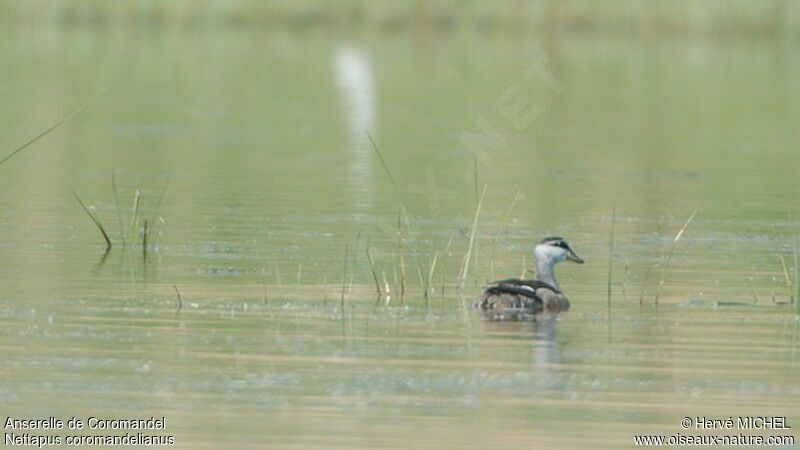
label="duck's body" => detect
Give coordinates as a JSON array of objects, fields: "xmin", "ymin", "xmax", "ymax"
[
  {"xmin": 476, "ymin": 278, "xmax": 569, "ymax": 313},
  {"xmin": 476, "ymin": 237, "xmax": 583, "ymax": 318}
]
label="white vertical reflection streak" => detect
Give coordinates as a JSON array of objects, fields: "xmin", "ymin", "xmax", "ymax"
[
  {"xmin": 334, "ymin": 46, "xmax": 376, "ymax": 206},
  {"xmin": 533, "ymin": 315, "xmax": 559, "ymax": 366}
]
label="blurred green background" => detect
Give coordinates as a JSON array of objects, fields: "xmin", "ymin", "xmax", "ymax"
[{"xmin": 4, "ymin": 1, "xmax": 800, "ymax": 36}]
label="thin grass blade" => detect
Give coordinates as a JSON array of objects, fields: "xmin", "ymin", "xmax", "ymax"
[
  {"xmin": 0, "ymin": 91, "xmax": 102, "ymax": 167},
  {"xmin": 73, "ymin": 190, "xmax": 112, "ymax": 252},
  {"xmin": 459, "ymin": 185, "xmax": 487, "ymax": 290}
]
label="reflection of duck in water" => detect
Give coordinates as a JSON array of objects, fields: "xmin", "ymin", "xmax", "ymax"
[
  {"xmin": 480, "ymin": 312, "xmax": 562, "ymax": 365},
  {"xmin": 475, "ymin": 237, "xmax": 584, "ymax": 319}
]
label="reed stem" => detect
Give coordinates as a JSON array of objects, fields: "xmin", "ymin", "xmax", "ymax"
[
  {"xmin": 365, "ymin": 237, "xmax": 382, "ymax": 296},
  {"xmin": 654, "ymin": 211, "xmax": 696, "ymax": 305},
  {"xmin": 460, "ymin": 185, "xmax": 487, "ymax": 290},
  {"xmin": 367, "ymin": 130, "xmax": 410, "ymax": 228},
  {"xmin": 174, "ymin": 285, "xmax": 183, "ymax": 311},
  {"xmin": 0, "ymin": 91, "xmax": 101, "ymax": 167},
  {"xmin": 426, "ymin": 251, "xmax": 439, "ymax": 301},
  {"xmin": 73, "ymin": 190, "xmax": 112, "ymax": 252},
  {"xmin": 128, "ymin": 190, "xmax": 141, "ymax": 247}
]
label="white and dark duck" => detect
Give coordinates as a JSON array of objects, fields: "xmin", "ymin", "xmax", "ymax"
[{"xmin": 475, "ymin": 237, "xmax": 584, "ymax": 317}]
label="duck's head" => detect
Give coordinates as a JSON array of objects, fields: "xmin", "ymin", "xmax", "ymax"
[{"xmin": 534, "ymin": 236, "xmax": 585, "ymax": 265}]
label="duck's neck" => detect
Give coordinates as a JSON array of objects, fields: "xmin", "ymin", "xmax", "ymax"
[{"xmin": 535, "ymin": 255, "xmax": 559, "ymax": 289}]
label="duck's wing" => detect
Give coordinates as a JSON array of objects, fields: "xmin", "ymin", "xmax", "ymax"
[
  {"xmin": 488, "ymin": 278, "xmax": 561, "ymax": 294},
  {"xmin": 474, "ymin": 278, "xmax": 560, "ymax": 312}
]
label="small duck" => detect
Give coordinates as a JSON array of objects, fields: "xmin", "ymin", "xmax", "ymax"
[{"xmin": 476, "ymin": 237, "xmax": 584, "ymax": 316}]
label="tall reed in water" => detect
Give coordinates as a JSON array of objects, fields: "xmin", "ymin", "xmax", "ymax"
[
  {"xmin": 459, "ymin": 185, "xmax": 487, "ymax": 290},
  {"xmin": 654, "ymin": 211, "xmax": 696, "ymax": 305}
]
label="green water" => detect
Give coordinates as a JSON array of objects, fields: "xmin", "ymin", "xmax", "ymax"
[{"xmin": 1, "ymin": 26, "xmax": 799, "ymax": 449}]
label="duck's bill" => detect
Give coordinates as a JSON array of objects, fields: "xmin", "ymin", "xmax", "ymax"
[{"xmin": 567, "ymin": 251, "xmax": 585, "ymax": 264}]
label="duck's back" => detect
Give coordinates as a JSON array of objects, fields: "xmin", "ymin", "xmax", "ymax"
[{"xmin": 475, "ymin": 278, "xmax": 569, "ymax": 315}]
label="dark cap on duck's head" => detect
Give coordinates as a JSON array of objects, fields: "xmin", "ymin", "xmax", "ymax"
[{"xmin": 537, "ymin": 236, "xmax": 584, "ymax": 264}]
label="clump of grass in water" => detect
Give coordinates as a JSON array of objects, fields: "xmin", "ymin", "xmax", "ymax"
[
  {"xmin": 653, "ymin": 211, "xmax": 696, "ymax": 305},
  {"xmin": 73, "ymin": 175, "xmax": 169, "ymax": 264}
]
